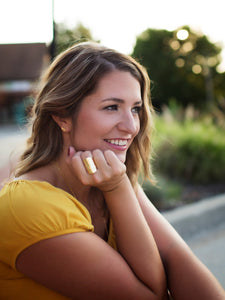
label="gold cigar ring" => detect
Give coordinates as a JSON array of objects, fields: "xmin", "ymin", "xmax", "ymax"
[{"xmin": 83, "ymin": 157, "xmax": 97, "ymax": 174}]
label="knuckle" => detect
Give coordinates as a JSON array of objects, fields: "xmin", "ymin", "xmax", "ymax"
[
  {"xmin": 113, "ymin": 162, "xmax": 126, "ymax": 175},
  {"xmin": 80, "ymin": 176, "xmax": 90, "ymax": 186},
  {"xmin": 73, "ymin": 151, "xmax": 82, "ymax": 158},
  {"xmin": 92, "ymin": 149, "xmax": 101, "ymax": 156},
  {"xmin": 93, "ymin": 175, "xmax": 102, "ymax": 185},
  {"xmin": 81, "ymin": 151, "xmax": 92, "ymax": 159},
  {"xmin": 103, "ymin": 172, "xmax": 112, "ymax": 181}
]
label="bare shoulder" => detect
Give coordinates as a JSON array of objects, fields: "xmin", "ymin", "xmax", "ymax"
[{"xmin": 16, "ymin": 232, "xmax": 153, "ymax": 300}]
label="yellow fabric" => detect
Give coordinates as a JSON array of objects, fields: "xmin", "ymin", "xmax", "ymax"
[{"xmin": 0, "ymin": 180, "xmax": 116, "ymax": 299}]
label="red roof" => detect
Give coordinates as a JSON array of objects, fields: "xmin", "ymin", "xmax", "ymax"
[{"xmin": 0, "ymin": 43, "xmax": 49, "ymax": 81}]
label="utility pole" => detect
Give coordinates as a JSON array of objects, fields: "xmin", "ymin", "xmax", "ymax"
[{"xmin": 49, "ymin": 0, "xmax": 56, "ymax": 60}]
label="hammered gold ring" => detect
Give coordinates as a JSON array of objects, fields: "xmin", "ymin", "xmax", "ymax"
[{"xmin": 83, "ymin": 157, "xmax": 97, "ymax": 174}]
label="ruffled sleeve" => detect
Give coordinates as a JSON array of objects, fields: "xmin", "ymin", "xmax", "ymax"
[{"xmin": 0, "ymin": 180, "xmax": 94, "ymax": 269}]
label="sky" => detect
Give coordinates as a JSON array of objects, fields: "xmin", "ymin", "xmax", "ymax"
[{"xmin": 1, "ymin": 0, "xmax": 225, "ymax": 71}]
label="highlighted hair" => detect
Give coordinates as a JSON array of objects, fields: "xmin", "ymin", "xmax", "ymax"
[{"xmin": 15, "ymin": 42, "xmax": 154, "ymax": 187}]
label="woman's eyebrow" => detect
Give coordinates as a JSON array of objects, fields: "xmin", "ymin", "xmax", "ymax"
[{"xmin": 101, "ymin": 97, "xmax": 143, "ymax": 105}]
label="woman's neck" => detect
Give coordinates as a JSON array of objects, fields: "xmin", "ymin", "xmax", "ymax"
[
  {"xmin": 55, "ymin": 157, "xmax": 108, "ymax": 223},
  {"xmin": 54, "ymin": 157, "xmax": 89, "ymax": 202}
]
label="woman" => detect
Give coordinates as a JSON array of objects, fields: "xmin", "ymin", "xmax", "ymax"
[{"xmin": 0, "ymin": 42, "xmax": 224, "ymax": 300}]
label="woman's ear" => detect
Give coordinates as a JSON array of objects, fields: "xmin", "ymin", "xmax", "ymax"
[{"xmin": 51, "ymin": 115, "xmax": 72, "ymax": 133}]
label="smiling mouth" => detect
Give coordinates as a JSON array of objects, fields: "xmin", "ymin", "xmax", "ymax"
[{"xmin": 104, "ymin": 139, "xmax": 128, "ymax": 146}]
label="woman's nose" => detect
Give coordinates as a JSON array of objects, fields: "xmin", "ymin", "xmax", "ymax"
[{"xmin": 117, "ymin": 112, "xmax": 139, "ymax": 134}]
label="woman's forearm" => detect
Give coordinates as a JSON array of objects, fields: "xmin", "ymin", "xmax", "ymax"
[
  {"xmin": 103, "ymin": 176, "xmax": 167, "ymax": 298},
  {"xmin": 137, "ymin": 185, "xmax": 225, "ymax": 299},
  {"xmin": 166, "ymin": 242, "xmax": 225, "ymax": 300}
]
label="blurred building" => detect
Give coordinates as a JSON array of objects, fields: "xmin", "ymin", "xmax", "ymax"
[{"xmin": 0, "ymin": 43, "xmax": 50, "ymax": 124}]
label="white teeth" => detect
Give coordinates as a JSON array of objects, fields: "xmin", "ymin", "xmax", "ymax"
[
  {"xmin": 118, "ymin": 140, "xmax": 127, "ymax": 146},
  {"xmin": 107, "ymin": 139, "xmax": 127, "ymax": 146}
]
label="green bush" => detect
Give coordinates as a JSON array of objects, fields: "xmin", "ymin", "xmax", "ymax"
[
  {"xmin": 152, "ymin": 115, "xmax": 225, "ymax": 184},
  {"xmin": 141, "ymin": 176, "xmax": 183, "ymax": 211}
]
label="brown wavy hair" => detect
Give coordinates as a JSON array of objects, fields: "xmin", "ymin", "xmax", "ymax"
[{"xmin": 15, "ymin": 42, "xmax": 154, "ymax": 187}]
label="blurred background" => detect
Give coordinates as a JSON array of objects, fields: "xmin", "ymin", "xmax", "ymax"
[
  {"xmin": 1, "ymin": 0, "xmax": 225, "ymax": 288},
  {"xmin": 0, "ymin": 0, "xmax": 225, "ymax": 209}
]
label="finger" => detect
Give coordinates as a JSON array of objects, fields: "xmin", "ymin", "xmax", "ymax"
[
  {"xmin": 103, "ymin": 150, "xmax": 118, "ymax": 165},
  {"xmin": 80, "ymin": 151, "xmax": 93, "ymax": 161},
  {"xmin": 68, "ymin": 146, "xmax": 76, "ymax": 157},
  {"xmin": 93, "ymin": 150, "xmax": 127, "ymax": 193},
  {"xmin": 83, "ymin": 157, "xmax": 97, "ymax": 175},
  {"xmin": 80, "ymin": 151, "xmax": 97, "ymax": 175},
  {"xmin": 69, "ymin": 152, "xmax": 93, "ymax": 185},
  {"xmin": 72, "ymin": 151, "xmax": 87, "ymax": 173},
  {"xmin": 92, "ymin": 150, "xmax": 126, "ymax": 184},
  {"xmin": 65, "ymin": 146, "xmax": 76, "ymax": 165},
  {"xmin": 92, "ymin": 149, "xmax": 110, "ymax": 170},
  {"xmin": 104, "ymin": 150, "xmax": 126, "ymax": 174}
]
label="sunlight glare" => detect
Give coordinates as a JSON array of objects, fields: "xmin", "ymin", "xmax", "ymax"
[
  {"xmin": 175, "ymin": 58, "xmax": 185, "ymax": 68},
  {"xmin": 192, "ymin": 64, "xmax": 202, "ymax": 74},
  {"xmin": 170, "ymin": 40, "xmax": 180, "ymax": 50},
  {"xmin": 182, "ymin": 41, "xmax": 194, "ymax": 52},
  {"xmin": 177, "ymin": 29, "xmax": 189, "ymax": 41}
]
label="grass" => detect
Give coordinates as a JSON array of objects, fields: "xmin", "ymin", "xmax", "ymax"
[
  {"xmin": 152, "ymin": 111, "xmax": 225, "ymax": 184},
  {"xmin": 142, "ymin": 106, "xmax": 225, "ymax": 210}
]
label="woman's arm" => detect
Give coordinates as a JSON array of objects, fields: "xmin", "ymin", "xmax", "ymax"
[
  {"xmin": 136, "ymin": 184, "xmax": 225, "ymax": 300},
  {"xmin": 16, "ymin": 149, "xmax": 169, "ymax": 299},
  {"xmin": 103, "ymin": 175, "xmax": 167, "ymax": 298},
  {"xmin": 16, "ymin": 231, "xmax": 164, "ymax": 300}
]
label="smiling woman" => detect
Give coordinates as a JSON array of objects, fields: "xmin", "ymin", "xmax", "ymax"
[
  {"xmin": 71, "ymin": 70, "xmax": 142, "ymax": 164},
  {"xmin": 0, "ymin": 42, "xmax": 224, "ymax": 300}
]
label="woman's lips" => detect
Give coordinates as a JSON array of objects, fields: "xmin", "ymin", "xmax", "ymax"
[{"xmin": 104, "ymin": 139, "xmax": 129, "ymax": 150}]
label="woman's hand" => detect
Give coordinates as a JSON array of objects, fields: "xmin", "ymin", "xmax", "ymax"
[
  {"xmin": 66, "ymin": 146, "xmax": 127, "ymax": 193},
  {"xmin": 65, "ymin": 146, "xmax": 168, "ymax": 298}
]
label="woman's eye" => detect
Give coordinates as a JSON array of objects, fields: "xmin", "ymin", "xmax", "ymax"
[
  {"xmin": 132, "ymin": 106, "xmax": 142, "ymax": 114},
  {"xmin": 104, "ymin": 105, "xmax": 118, "ymax": 111}
]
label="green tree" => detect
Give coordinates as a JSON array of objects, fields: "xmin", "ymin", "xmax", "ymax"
[
  {"xmin": 55, "ymin": 22, "xmax": 98, "ymax": 56},
  {"xmin": 132, "ymin": 26, "xmax": 224, "ymax": 110}
]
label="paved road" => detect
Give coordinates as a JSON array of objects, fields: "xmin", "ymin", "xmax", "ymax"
[
  {"xmin": 189, "ymin": 224, "xmax": 225, "ymax": 287},
  {"xmin": 1, "ymin": 124, "xmax": 225, "ymax": 289},
  {"xmin": 163, "ymin": 194, "xmax": 225, "ymax": 288}
]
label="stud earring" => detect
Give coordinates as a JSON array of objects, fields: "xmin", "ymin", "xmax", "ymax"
[{"xmin": 61, "ymin": 127, "xmax": 66, "ymax": 132}]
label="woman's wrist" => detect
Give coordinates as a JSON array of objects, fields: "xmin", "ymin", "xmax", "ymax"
[{"xmin": 101, "ymin": 173, "xmax": 129, "ymax": 194}]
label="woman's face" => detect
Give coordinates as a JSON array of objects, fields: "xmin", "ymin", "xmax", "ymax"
[{"xmin": 72, "ymin": 70, "xmax": 142, "ymax": 163}]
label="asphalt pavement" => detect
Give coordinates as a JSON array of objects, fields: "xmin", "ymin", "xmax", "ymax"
[
  {"xmin": 1, "ymin": 124, "xmax": 225, "ymax": 289},
  {"xmin": 163, "ymin": 194, "xmax": 225, "ymax": 288}
]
